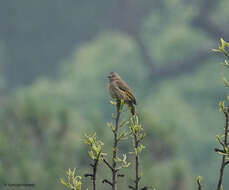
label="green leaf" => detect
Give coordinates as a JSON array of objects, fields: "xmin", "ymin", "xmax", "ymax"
[
  {"xmin": 60, "ymin": 178, "xmax": 68, "ymax": 187},
  {"xmin": 219, "ymin": 101, "xmax": 225, "ymax": 112},
  {"xmin": 224, "ymin": 60, "xmax": 229, "ymax": 68},
  {"xmin": 197, "ymin": 176, "xmax": 203, "ymax": 183},
  {"xmin": 114, "ymin": 157, "xmax": 122, "ymax": 163},
  {"xmin": 88, "ymin": 150, "xmax": 96, "ymax": 160},
  {"xmin": 107, "ymin": 122, "xmax": 115, "ymax": 132},
  {"xmin": 118, "ymin": 131, "xmax": 129, "ymax": 141},
  {"xmin": 110, "ymin": 100, "xmax": 117, "ymax": 105},
  {"xmin": 212, "ymin": 48, "xmax": 221, "ymax": 53},
  {"xmin": 60, "ymin": 168, "xmax": 83, "ymax": 190},
  {"xmin": 216, "ymin": 135, "xmax": 224, "ymax": 146},
  {"xmin": 121, "ymin": 154, "xmax": 131, "ymax": 168},
  {"xmin": 220, "ymin": 184, "xmax": 223, "ymax": 190},
  {"xmin": 225, "ymin": 146, "xmax": 229, "ymax": 155},
  {"xmin": 120, "ymin": 120, "xmax": 129, "ymax": 128},
  {"xmin": 223, "ymin": 77, "xmax": 229, "ymax": 87},
  {"xmin": 220, "ymin": 38, "xmax": 229, "ymax": 49}
]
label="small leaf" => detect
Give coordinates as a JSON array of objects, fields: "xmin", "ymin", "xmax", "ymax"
[
  {"xmin": 223, "ymin": 78, "xmax": 229, "ymax": 87},
  {"xmin": 60, "ymin": 168, "xmax": 83, "ymax": 190},
  {"xmin": 107, "ymin": 122, "xmax": 115, "ymax": 132},
  {"xmin": 216, "ymin": 135, "xmax": 224, "ymax": 146},
  {"xmin": 225, "ymin": 146, "xmax": 229, "ymax": 155},
  {"xmin": 114, "ymin": 157, "xmax": 122, "ymax": 163},
  {"xmin": 110, "ymin": 100, "xmax": 117, "ymax": 105},
  {"xmin": 121, "ymin": 154, "xmax": 131, "ymax": 168},
  {"xmin": 88, "ymin": 150, "xmax": 96, "ymax": 160},
  {"xmin": 224, "ymin": 60, "xmax": 229, "ymax": 68},
  {"xmin": 220, "ymin": 38, "xmax": 229, "ymax": 49},
  {"xmin": 212, "ymin": 48, "xmax": 221, "ymax": 52},
  {"xmin": 219, "ymin": 101, "xmax": 225, "ymax": 112},
  {"xmin": 60, "ymin": 178, "xmax": 68, "ymax": 186},
  {"xmin": 197, "ymin": 176, "xmax": 203, "ymax": 183},
  {"xmin": 220, "ymin": 184, "xmax": 223, "ymax": 190},
  {"xmin": 120, "ymin": 120, "xmax": 129, "ymax": 128},
  {"xmin": 118, "ymin": 132, "xmax": 129, "ymax": 141}
]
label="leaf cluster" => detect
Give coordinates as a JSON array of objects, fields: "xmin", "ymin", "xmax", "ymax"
[
  {"xmin": 84, "ymin": 133, "xmax": 107, "ymax": 161},
  {"xmin": 60, "ymin": 168, "xmax": 87, "ymax": 190},
  {"xmin": 129, "ymin": 116, "xmax": 146, "ymax": 155}
]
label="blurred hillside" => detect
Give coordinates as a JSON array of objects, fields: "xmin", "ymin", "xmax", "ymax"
[{"xmin": 1, "ymin": 0, "xmax": 229, "ymax": 190}]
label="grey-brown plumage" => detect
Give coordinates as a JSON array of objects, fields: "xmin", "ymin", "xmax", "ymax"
[{"xmin": 108, "ymin": 72, "xmax": 136, "ymax": 115}]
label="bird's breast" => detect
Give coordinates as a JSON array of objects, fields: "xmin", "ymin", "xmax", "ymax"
[{"xmin": 108, "ymin": 83, "xmax": 117, "ymax": 99}]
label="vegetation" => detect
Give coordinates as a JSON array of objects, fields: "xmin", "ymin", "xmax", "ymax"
[
  {"xmin": 60, "ymin": 100, "xmax": 151, "ymax": 190},
  {"xmin": 196, "ymin": 38, "xmax": 229, "ymax": 190},
  {"xmin": 1, "ymin": 0, "xmax": 229, "ymax": 190}
]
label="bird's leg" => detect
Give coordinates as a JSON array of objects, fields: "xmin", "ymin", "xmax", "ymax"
[{"xmin": 116, "ymin": 100, "xmax": 121, "ymax": 113}]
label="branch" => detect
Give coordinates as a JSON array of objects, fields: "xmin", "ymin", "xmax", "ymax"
[
  {"xmin": 128, "ymin": 185, "xmax": 135, "ymax": 190},
  {"xmin": 217, "ymin": 109, "xmax": 229, "ymax": 190},
  {"xmin": 224, "ymin": 160, "xmax": 229, "ymax": 167},
  {"xmin": 134, "ymin": 135, "xmax": 140, "ymax": 190},
  {"xmin": 217, "ymin": 137, "xmax": 225, "ymax": 148},
  {"xmin": 103, "ymin": 158, "xmax": 114, "ymax": 171},
  {"xmin": 141, "ymin": 186, "xmax": 153, "ymax": 190},
  {"xmin": 215, "ymin": 148, "xmax": 225, "ymax": 154},
  {"xmin": 84, "ymin": 174, "xmax": 94, "ymax": 178},
  {"xmin": 93, "ymin": 159, "xmax": 99, "ymax": 190},
  {"xmin": 129, "ymin": 116, "xmax": 146, "ymax": 190},
  {"xmin": 115, "ymin": 167, "xmax": 122, "ymax": 172},
  {"xmin": 102, "ymin": 179, "xmax": 113, "ymax": 186},
  {"xmin": 111, "ymin": 101, "xmax": 121, "ymax": 190},
  {"xmin": 85, "ymin": 159, "xmax": 99, "ymax": 190},
  {"xmin": 90, "ymin": 164, "xmax": 95, "ymax": 168}
]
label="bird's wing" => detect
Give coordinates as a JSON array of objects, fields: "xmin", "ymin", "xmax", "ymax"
[{"xmin": 116, "ymin": 80, "xmax": 136, "ymax": 105}]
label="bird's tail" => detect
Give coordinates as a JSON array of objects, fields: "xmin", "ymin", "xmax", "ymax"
[{"xmin": 128, "ymin": 102, "xmax": 136, "ymax": 115}]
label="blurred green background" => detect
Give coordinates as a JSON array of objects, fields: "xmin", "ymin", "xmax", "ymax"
[{"xmin": 1, "ymin": 0, "xmax": 229, "ymax": 189}]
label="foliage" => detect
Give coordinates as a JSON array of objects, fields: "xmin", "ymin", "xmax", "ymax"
[
  {"xmin": 60, "ymin": 168, "xmax": 86, "ymax": 190},
  {"xmin": 2, "ymin": 1, "xmax": 229, "ymax": 189},
  {"xmin": 197, "ymin": 38, "xmax": 229, "ymax": 190},
  {"xmin": 84, "ymin": 133, "xmax": 106, "ymax": 161},
  {"xmin": 213, "ymin": 38, "xmax": 229, "ymax": 190},
  {"xmin": 60, "ymin": 101, "xmax": 150, "ymax": 190}
]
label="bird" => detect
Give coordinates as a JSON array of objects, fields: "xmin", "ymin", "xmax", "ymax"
[{"xmin": 108, "ymin": 72, "xmax": 136, "ymax": 115}]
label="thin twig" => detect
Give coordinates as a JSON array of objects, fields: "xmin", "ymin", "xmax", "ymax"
[
  {"xmin": 102, "ymin": 179, "xmax": 113, "ymax": 186},
  {"xmin": 217, "ymin": 109, "xmax": 229, "ymax": 190},
  {"xmin": 112, "ymin": 101, "xmax": 121, "ymax": 190},
  {"xmin": 134, "ymin": 134, "xmax": 140, "ymax": 190},
  {"xmin": 85, "ymin": 158, "xmax": 99, "ymax": 190},
  {"xmin": 197, "ymin": 179, "xmax": 202, "ymax": 190},
  {"xmin": 141, "ymin": 186, "xmax": 153, "ymax": 190},
  {"xmin": 93, "ymin": 159, "xmax": 99, "ymax": 190},
  {"xmin": 224, "ymin": 160, "xmax": 229, "ymax": 166},
  {"xmin": 84, "ymin": 174, "xmax": 93, "ymax": 178},
  {"xmin": 214, "ymin": 148, "xmax": 225, "ymax": 154},
  {"xmin": 128, "ymin": 185, "xmax": 135, "ymax": 190},
  {"xmin": 103, "ymin": 158, "xmax": 114, "ymax": 171},
  {"xmin": 217, "ymin": 138, "xmax": 225, "ymax": 147}
]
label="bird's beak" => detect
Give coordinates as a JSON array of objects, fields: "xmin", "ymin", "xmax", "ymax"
[{"xmin": 108, "ymin": 75, "xmax": 111, "ymax": 79}]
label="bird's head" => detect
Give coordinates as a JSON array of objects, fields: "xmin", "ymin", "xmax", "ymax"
[{"xmin": 108, "ymin": 72, "xmax": 121, "ymax": 82}]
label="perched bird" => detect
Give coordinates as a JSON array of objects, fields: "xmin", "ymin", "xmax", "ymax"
[{"xmin": 108, "ymin": 72, "xmax": 136, "ymax": 115}]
